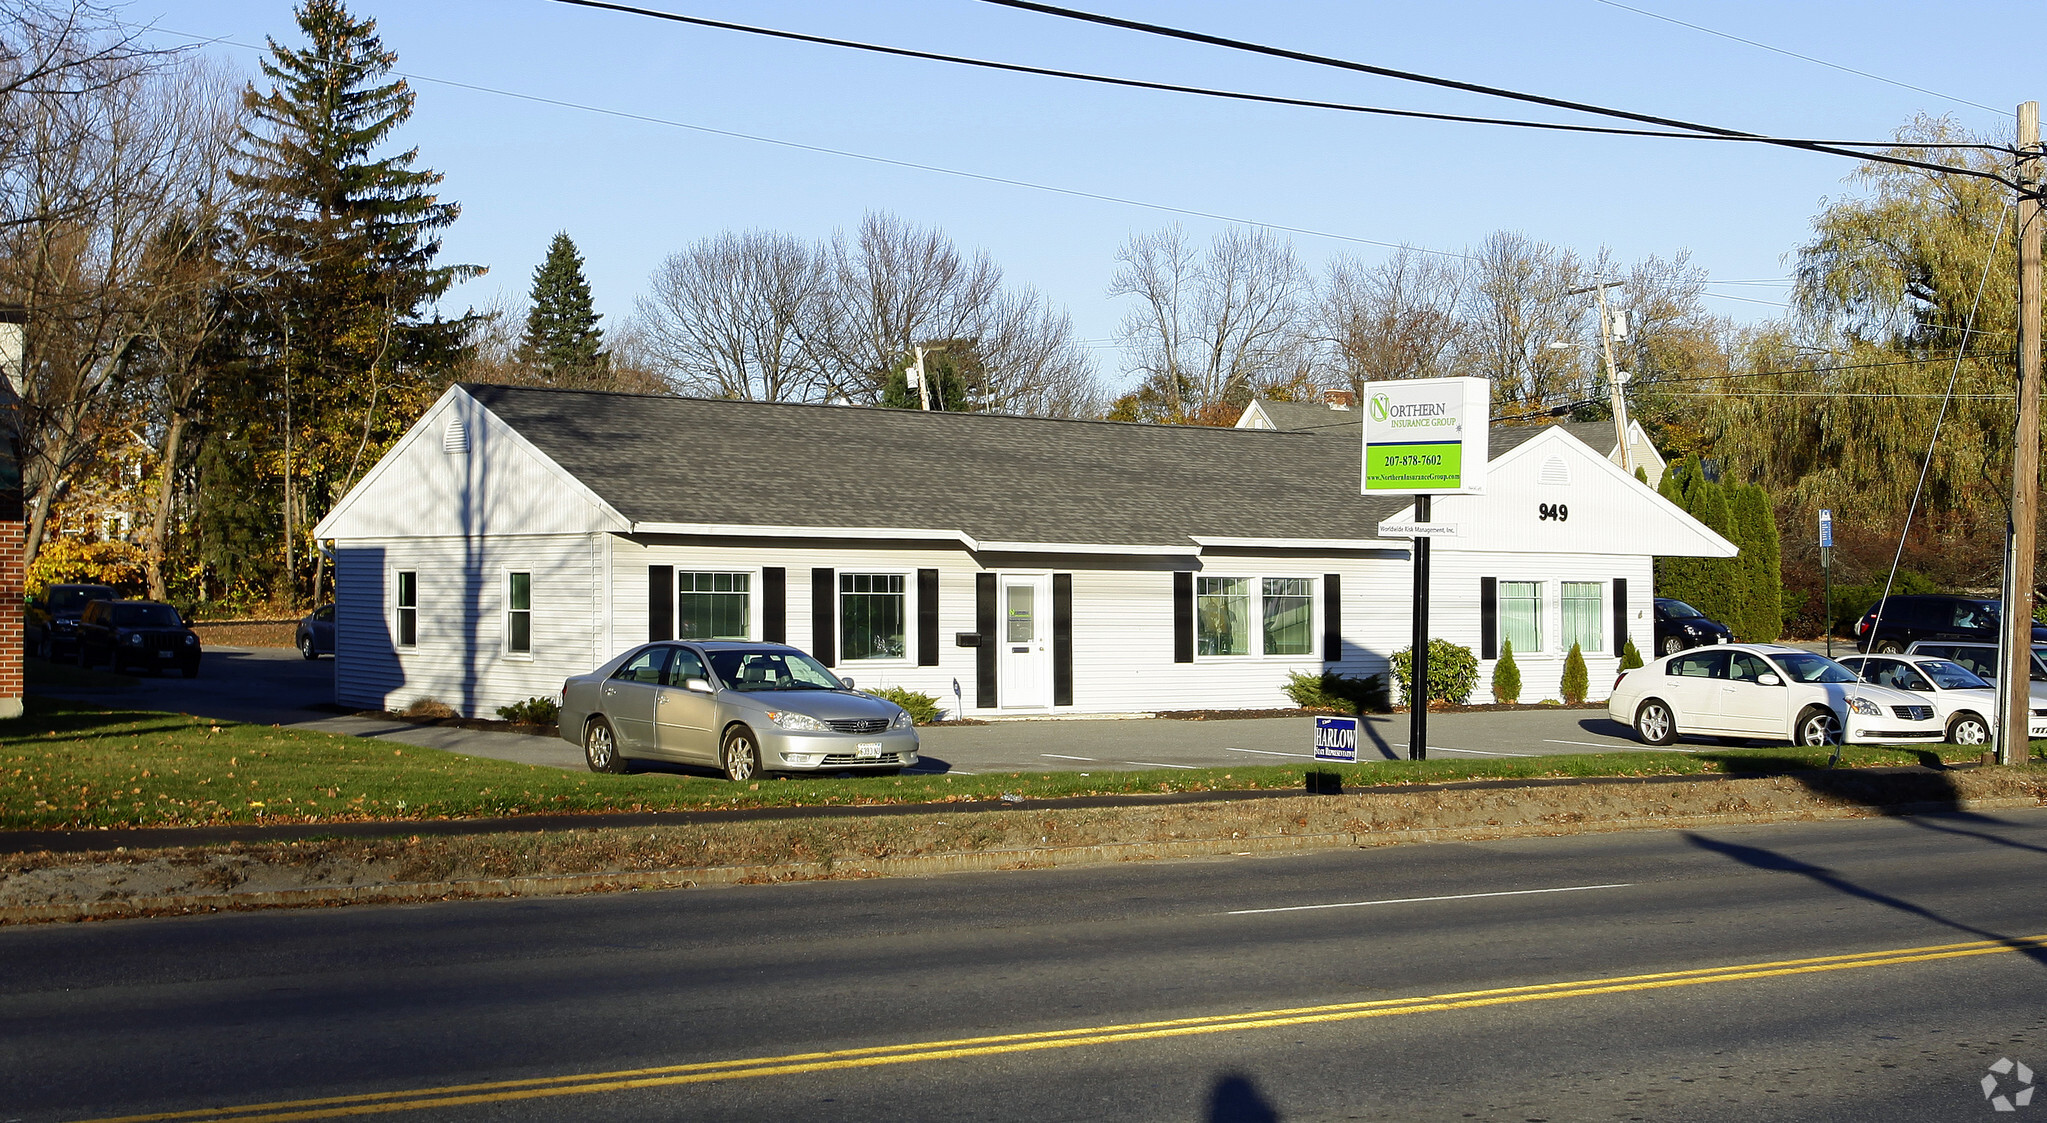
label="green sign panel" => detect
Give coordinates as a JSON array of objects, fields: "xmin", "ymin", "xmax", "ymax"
[
  {"xmin": 1365, "ymin": 442, "xmax": 1464, "ymax": 491},
  {"xmin": 1360, "ymin": 376, "xmax": 1489, "ymax": 495}
]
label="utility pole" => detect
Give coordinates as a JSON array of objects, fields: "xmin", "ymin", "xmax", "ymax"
[
  {"xmin": 912, "ymin": 345, "xmax": 932, "ymax": 411},
  {"xmin": 1564, "ymin": 280, "xmax": 1634, "ymax": 474},
  {"xmin": 2003, "ymin": 100, "xmax": 2042, "ymax": 765}
]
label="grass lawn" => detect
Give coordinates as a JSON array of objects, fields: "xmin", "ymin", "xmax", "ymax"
[{"xmin": 0, "ymin": 697, "xmax": 2022, "ymax": 831}]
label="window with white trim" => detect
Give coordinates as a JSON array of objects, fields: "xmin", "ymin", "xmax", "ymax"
[
  {"xmin": 1500, "ymin": 581, "xmax": 1542, "ymax": 654},
  {"xmin": 395, "ymin": 571, "xmax": 418, "ymax": 648},
  {"xmin": 505, "ymin": 571, "xmax": 532, "ymax": 654},
  {"xmin": 840, "ymin": 573, "xmax": 906, "ymax": 660},
  {"xmin": 678, "ymin": 571, "xmax": 750, "ymax": 639},
  {"xmin": 1199, "ymin": 575, "xmax": 1316, "ymax": 657},
  {"xmin": 1562, "ymin": 581, "xmax": 1603, "ymax": 654}
]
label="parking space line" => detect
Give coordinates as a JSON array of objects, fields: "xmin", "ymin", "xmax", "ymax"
[
  {"xmin": 1041, "ymin": 754, "xmax": 1097, "ymax": 761},
  {"xmin": 1402, "ymin": 746, "xmax": 1534, "ymax": 757},
  {"xmin": 1124, "ymin": 761, "xmax": 1199, "ymax": 770},
  {"xmin": 1224, "ymin": 882, "xmax": 1632, "ymax": 916},
  {"xmin": 1224, "ymin": 747, "xmax": 1316, "ymax": 758}
]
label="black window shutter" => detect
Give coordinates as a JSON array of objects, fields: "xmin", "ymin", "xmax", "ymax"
[
  {"xmin": 917, "ymin": 568, "xmax": 940, "ymax": 666},
  {"xmin": 975, "ymin": 574, "xmax": 997, "ymax": 707},
  {"xmin": 763, "ymin": 567, "xmax": 786, "ymax": 643},
  {"xmin": 1480, "ymin": 577, "xmax": 1498, "ymax": 660},
  {"xmin": 1322, "ymin": 573, "xmax": 1342, "ymax": 663},
  {"xmin": 1053, "ymin": 573, "xmax": 1074, "ymax": 706},
  {"xmin": 811, "ymin": 568, "xmax": 835, "ymax": 666},
  {"xmin": 1612, "ymin": 577, "xmax": 1628, "ymax": 657},
  {"xmin": 648, "ymin": 565, "xmax": 674, "ymax": 641},
  {"xmin": 1173, "ymin": 572, "xmax": 1194, "ymax": 663}
]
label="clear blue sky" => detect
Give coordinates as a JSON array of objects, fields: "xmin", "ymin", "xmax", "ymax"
[{"xmin": 138, "ymin": 1, "xmax": 2030, "ymax": 385}]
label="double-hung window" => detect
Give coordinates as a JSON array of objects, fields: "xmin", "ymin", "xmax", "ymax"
[
  {"xmin": 1199, "ymin": 576, "xmax": 1316, "ymax": 657},
  {"xmin": 678, "ymin": 571, "xmax": 750, "ymax": 639},
  {"xmin": 395, "ymin": 571, "xmax": 418, "ymax": 648},
  {"xmin": 841, "ymin": 573, "xmax": 906, "ymax": 660},
  {"xmin": 1500, "ymin": 581, "xmax": 1542, "ymax": 654},
  {"xmin": 505, "ymin": 571, "xmax": 532, "ymax": 655},
  {"xmin": 1561, "ymin": 581, "xmax": 1603, "ymax": 654}
]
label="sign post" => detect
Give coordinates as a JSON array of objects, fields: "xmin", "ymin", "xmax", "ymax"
[
  {"xmin": 1364, "ymin": 377, "xmax": 1489, "ymax": 761},
  {"xmin": 1819, "ymin": 509, "xmax": 1834, "ymax": 657}
]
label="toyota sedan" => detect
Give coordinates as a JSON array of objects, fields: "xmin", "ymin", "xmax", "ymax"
[
  {"xmin": 1609, "ymin": 643, "xmax": 1945, "ymax": 747},
  {"xmin": 559, "ymin": 640, "xmax": 919, "ymax": 781}
]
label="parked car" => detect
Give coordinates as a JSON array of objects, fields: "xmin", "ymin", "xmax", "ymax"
[
  {"xmin": 1652, "ymin": 597, "xmax": 1732, "ymax": 656},
  {"xmin": 1854, "ymin": 594, "xmax": 2047, "ymax": 654},
  {"xmin": 25, "ymin": 583, "xmax": 119, "ymax": 659},
  {"xmin": 1902, "ymin": 640, "xmax": 2047, "ymax": 685},
  {"xmin": 558, "ymin": 640, "xmax": 919, "ymax": 781},
  {"xmin": 295, "ymin": 604, "xmax": 335, "ymax": 659},
  {"xmin": 1609, "ymin": 642, "xmax": 1945, "ymax": 747},
  {"xmin": 76, "ymin": 599, "xmax": 201, "ymax": 677},
  {"xmin": 1835, "ymin": 653, "xmax": 2047, "ymax": 745}
]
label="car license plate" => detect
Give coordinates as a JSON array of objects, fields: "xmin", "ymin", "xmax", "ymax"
[
  {"xmin": 157, "ymin": 650, "xmax": 172, "ymax": 659},
  {"xmin": 856, "ymin": 742, "xmax": 883, "ymax": 758}
]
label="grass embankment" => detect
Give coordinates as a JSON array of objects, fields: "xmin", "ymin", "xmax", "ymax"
[{"xmin": 0, "ymin": 697, "xmax": 2019, "ymax": 832}]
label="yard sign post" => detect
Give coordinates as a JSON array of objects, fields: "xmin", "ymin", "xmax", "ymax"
[
  {"xmin": 1819, "ymin": 509, "xmax": 1833, "ymax": 658},
  {"xmin": 1363, "ymin": 377, "xmax": 1489, "ymax": 761}
]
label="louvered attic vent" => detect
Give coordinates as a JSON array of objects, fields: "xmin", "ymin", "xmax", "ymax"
[
  {"xmin": 443, "ymin": 418, "xmax": 468, "ymax": 454},
  {"xmin": 1539, "ymin": 455, "xmax": 1570, "ymax": 486}
]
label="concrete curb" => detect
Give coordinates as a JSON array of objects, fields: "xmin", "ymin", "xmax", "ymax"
[{"xmin": 4, "ymin": 793, "xmax": 2034, "ymax": 925}]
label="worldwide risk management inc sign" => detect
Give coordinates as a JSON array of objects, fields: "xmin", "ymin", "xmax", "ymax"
[{"xmin": 1360, "ymin": 376, "xmax": 1490, "ymax": 495}]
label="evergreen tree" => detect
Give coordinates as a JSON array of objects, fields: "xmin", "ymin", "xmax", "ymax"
[
  {"xmin": 1560, "ymin": 642, "xmax": 1589, "ymax": 704},
  {"xmin": 516, "ymin": 232, "xmax": 608, "ymax": 384},
  {"xmin": 1728, "ymin": 484, "xmax": 1783, "ymax": 641},
  {"xmin": 232, "ymin": 0, "xmax": 480, "ymax": 600},
  {"xmin": 1491, "ymin": 639, "xmax": 1522, "ymax": 704},
  {"xmin": 1657, "ymin": 455, "xmax": 1742, "ymax": 630},
  {"xmin": 1619, "ymin": 636, "xmax": 1644, "ymax": 671}
]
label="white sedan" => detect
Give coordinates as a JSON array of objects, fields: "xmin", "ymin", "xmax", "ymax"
[
  {"xmin": 1836, "ymin": 653, "xmax": 2047, "ymax": 746},
  {"xmin": 1609, "ymin": 643, "xmax": 1946, "ymax": 747}
]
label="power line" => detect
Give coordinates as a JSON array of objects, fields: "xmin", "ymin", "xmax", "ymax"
[
  {"xmin": 547, "ymin": 0, "xmax": 1987, "ymax": 151},
  {"xmin": 1588, "ymin": 0, "xmax": 2002, "ymax": 116},
  {"xmin": 973, "ymin": 0, "xmax": 2023, "ymax": 188}
]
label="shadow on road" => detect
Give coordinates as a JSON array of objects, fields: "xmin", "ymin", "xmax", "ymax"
[
  {"xmin": 1683, "ymin": 830, "xmax": 2047, "ymax": 968},
  {"xmin": 1207, "ymin": 1073, "xmax": 1281, "ymax": 1123},
  {"xmin": 1899, "ymin": 810, "xmax": 2047, "ymax": 857}
]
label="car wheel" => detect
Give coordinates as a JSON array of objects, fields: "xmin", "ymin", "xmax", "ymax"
[
  {"xmin": 1875, "ymin": 640, "xmax": 1905, "ymax": 655},
  {"xmin": 1659, "ymin": 636, "xmax": 1684, "ymax": 656},
  {"xmin": 584, "ymin": 717, "xmax": 626, "ymax": 774},
  {"xmin": 1947, "ymin": 712, "xmax": 1991, "ymax": 746},
  {"xmin": 721, "ymin": 726, "xmax": 761, "ymax": 782},
  {"xmin": 299, "ymin": 634, "xmax": 318, "ymax": 660},
  {"xmin": 1795, "ymin": 706, "xmax": 1842, "ymax": 747},
  {"xmin": 1634, "ymin": 699, "xmax": 1677, "ymax": 746}
]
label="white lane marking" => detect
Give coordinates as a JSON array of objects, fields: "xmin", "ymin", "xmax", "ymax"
[
  {"xmin": 1125, "ymin": 761, "xmax": 1199, "ymax": 770},
  {"xmin": 1225, "ymin": 746, "xmax": 1317, "ymax": 758},
  {"xmin": 1224, "ymin": 883, "xmax": 1633, "ymax": 916},
  {"xmin": 1042, "ymin": 754, "xmax": 1097, "ymax": 761}
]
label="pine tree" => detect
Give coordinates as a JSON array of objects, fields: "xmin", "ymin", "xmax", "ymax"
[
  {"xmin": 233, "ymin": 0, "xmax": 480, "ymax": 600},
  {"xmin": 1657, "ymin": 455, "xmax": 1741, "ymax": 631},
  {"xmin": 1619, "ymin": 636, "xmax": 1644, "ymax": 670},
  {"xmin": 1561, "ymin": 642, "xmax": 1590, "ymax": 704},
  {"xmin": 517, "ymin": 232, "xmax": 608, "ymax": 385},
  {"xmin": 1491, "ymin": 639, "xmax": 1522, "ymax": 704}
]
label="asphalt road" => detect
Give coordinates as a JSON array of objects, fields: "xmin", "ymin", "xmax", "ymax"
[
  {"xmin": 39, "ymin": 647, "xmax": 1681, "ymax": 775},
  {"xmin": 5, "ymin": 809, "xmax": 2045, "ymax": 1122}
]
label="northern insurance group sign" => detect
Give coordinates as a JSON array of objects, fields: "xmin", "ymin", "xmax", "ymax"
[{"xmin": 1360, "ymin": 376, "xmax": 1490, "ymax": 496}]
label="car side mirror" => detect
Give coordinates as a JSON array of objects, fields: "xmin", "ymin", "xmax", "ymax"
[
  {"xmin": 683, "ymin": 677, "xmax": 713, "ymax": 694},
  {"xmin": 1757, "ymin": 673, "xmax": 1782, "ymax": 686},
  {"xmin": 839, "ymin": 676, "xmax": 855, "ymax": 690}
]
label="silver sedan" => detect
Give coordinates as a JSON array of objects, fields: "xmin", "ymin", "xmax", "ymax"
[{"xmin": 559, "ymin": 641, "xmax": 919, "ymax": 781}]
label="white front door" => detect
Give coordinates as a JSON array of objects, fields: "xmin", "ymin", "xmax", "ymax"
[{"xmin": 999, "ymin": 574, "xmax": 1053, "ymax": 709}]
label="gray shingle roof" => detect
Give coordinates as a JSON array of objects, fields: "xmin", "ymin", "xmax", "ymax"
[
  {"xmin": 1247, "ymin": 399, "xmax": 1621, "ymax": 457},
  {"xmin": 464, "ymin": 384, "xmax": 1412, "ymax": 548}
]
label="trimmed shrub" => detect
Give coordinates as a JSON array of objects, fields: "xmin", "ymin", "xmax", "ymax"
[
  {"xmin": 1391, "ymin": 639, "xmax": 1479, "ymax": 706},
  {"xmin": 1619, "ymin": 636, "xmax": 1644, "ymax": 671},
  {"xmin": 1283, "ymin": 670, "xmax": 1388, "ymax": 713},
  {"xmin": 870, "ymin": 685, "xmax": 942, "ymax": 724},
  {"xmin": 401, "ymin": 697, "xmax": 457, "ymax": 719},
  {"xmin": 1490, "ymin": 639, "xmax": 1522, "ymax": 704},
  {"xmin": 1560, "ymin": 642, "xmax": 1590, "ymax": 704},
  {"xmin": 496, "ymin": 696, "xmax": 560, "ymax": 725}
]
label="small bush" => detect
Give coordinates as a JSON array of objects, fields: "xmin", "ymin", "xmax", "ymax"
[
  {"xmin": 1619, "ymin": 636, "xmax": 1644, "ymax": 671},
  {"xmin": 496, "ymin": 696, "xmax": 561, "ymax": 725},
  {"xmin": 1283, "ymin": 670, "xmax": 1388, "ymax": 713},
  {"xmin": 870, "ymin": 685, "xmax": 942, "ymax": 724},
  {"xmin": 1491, "ymin": 639, "xmax": 1522, "ymax": 704},
  {"xmin": 1391, "ymin": 639, "xmax": 1479, "ymax": 706},
  {"xmin": 1561, "ymin": 642, "xmax": 1590, "ymax": 704},
  {"xmin": 400, "ymin": 697, "xmax": 457, "ymax": 720},
  {"xmin": 26, "ymin": 538, "xmax": 148, "ymax": 601}
]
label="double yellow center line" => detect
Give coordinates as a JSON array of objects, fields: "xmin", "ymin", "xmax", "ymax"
[{"xmin": 78, "ymin": 933, "xmax": 2047, "ymax": 1123}]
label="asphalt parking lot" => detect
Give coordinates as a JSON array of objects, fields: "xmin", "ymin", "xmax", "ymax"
[{"xmin": 37, "ymin": 644, "xmax": 1837, "ymax": 775}]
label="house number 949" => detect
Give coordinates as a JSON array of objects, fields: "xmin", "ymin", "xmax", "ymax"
[{"xmin": 1538, "ymin": 503, "xmax": 1570, "ymax": 522}]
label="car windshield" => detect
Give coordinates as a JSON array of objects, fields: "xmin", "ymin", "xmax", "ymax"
[
  {"xmin": 1767, "ymin": 652, "xmax": 1858, "ymax": 684},
  {"xmin": 1917, "ymin": 659, "xmax": 1990, "ymax": 690},
  {"xmin": 48, "ymin": 588, "xmax": 113, "ymax": 613},
  {"xmin": 109, "ymin": 603, "xmax": 182, "ymax": 627},
  {"xmin": 1661, "ymin": 600, "xmax": 1703, "ymax": 619},
  {"xmin": 707, "ymin": 649, "xmax": 844, "ymax": 692}
]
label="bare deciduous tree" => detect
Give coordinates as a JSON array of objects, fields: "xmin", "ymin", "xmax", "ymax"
[
  {"xmin": 1454, "ymin": 231, "xmax": 1589, "ymax": 417},
  {"xmin": 814, "ymin": 211, "xmax": 1000, "ymax": 401},
  {"xmin": 1320, "ymin": 245, "xmax": 1465, "ymax": 395},
  {"xmin": 632, "ymin": 229, "xmax": 830, "ymax": 402}
]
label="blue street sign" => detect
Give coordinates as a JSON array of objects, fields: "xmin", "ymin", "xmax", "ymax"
[
  {"xmin": 1313, "ymin": 716, "xmax": 1360, "ymax": 763},
  {"xmin": 1819, "ymin": 508, "xmax": 1834, "ymax": 549}
]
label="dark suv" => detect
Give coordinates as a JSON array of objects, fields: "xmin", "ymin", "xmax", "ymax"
[
  {"xmin": 1854, "ymin": 594, "xmax": 2047, "ymax": 653},
  {"xmin": 76, "ymin": 600, "xmax": 202, "ymax": 677},
  {"xmin": 25, "ymin": 583, "xmax": 119, "ymax": 659}
]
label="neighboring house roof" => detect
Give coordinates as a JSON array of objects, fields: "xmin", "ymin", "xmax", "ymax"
[{"xmin": 460, "ymin": 384, "xmax": 1410, "ymax": 550}]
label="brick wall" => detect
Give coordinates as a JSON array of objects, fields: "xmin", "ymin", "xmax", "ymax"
[{"xmin": 0, "ymin": 521, "xmax": 20, "ymax": 719}]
